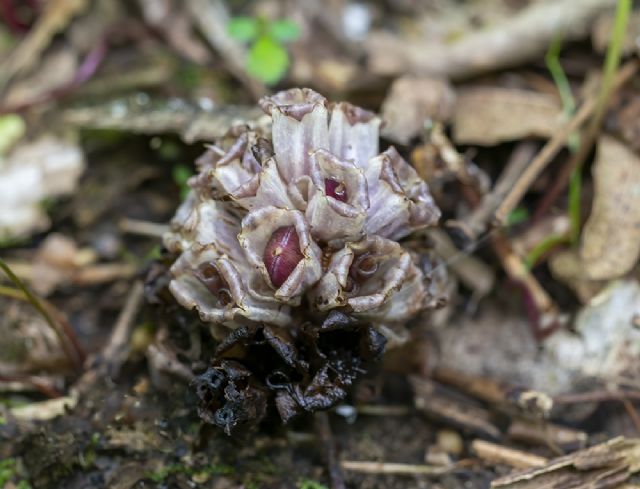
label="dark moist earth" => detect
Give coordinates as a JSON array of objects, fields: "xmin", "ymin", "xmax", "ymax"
[{"xmin": 7, "ymin": 369, "xmax": 494, "ymax": 489}]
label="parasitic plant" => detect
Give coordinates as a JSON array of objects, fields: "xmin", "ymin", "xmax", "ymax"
[{"xmin": 163, "ymin": 88, "xmax": 445, "ymax": 433}]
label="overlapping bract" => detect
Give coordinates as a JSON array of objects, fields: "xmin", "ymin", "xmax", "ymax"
[{"xmin": 164, "ymin": 88, "xmax": 441, "ymax": 338}]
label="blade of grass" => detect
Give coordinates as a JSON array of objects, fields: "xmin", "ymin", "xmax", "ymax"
[
  {"xmin": 545, "ymin": 35, "xmax": 578, "ymax": 146},
  {"xmin": 533, "ymin": 0, "xmax": 632, "ymax": 232},
  {"xmin": 595, "ymin": 0, "xmax": 632, "ymax": 128},
  {"xmin": 0, "ymin": 284, "xmax": 26, "ymax": 301},
  {"xmin": 525, "ymin": 234, "xmax": 571, "ymax": 269},
  {"xmin": 545, "ymin": 35, "xmax": 582, "ymax": 246},
  {"xmin": 0, "ymin": 257, "xmax": 85, "ymax": 370}
]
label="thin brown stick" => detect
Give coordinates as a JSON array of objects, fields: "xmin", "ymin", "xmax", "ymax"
[
  {"xmin": 471, "ymin": 439, "xmax": 548, "ymax": 469},
  {"xmin": 458, "ymin": 141, "xmax": 537, "ymax": 240},
  {"xmin": 621, "ymin": 399, "xmax": 640, "ymax": 434},
  {"xmin": 411, "ymin": 376, "xmax": 502, "ymax": 439},
  {"xmin": 72, "ymin": 281, "xmax": 145, "ymax": 395},
  {"xmin": 535, "ymin": 67, "xmax": 640, "ymax": 219},
  {"xmin": 2, "ymin": 260, "xmax": 136, "ymax": 287},
  {"xmin": 493, "ymin": 59, "xmax": 639, "ymax": 225},
  {"xmin": 119, "ymin": 218, "xmax": 169, "ymax": 238},
  {"xmin": 102, "ymin": 280, "xmax": 145, "ymax": 378},
  {"xmin": 340, "ymin": 461, "xmax": 449, "ymax": 475},
  {"xmin": 491, "ymin": 232, "xmax": 566, "ymax": 339},
  {"xmin": 507, "ymin": 418, "xmax": 587, "ymax": 452},
  {"xmin": 356, "ymin": 404, "xmax": 412, "ymax": 416},
  {"xmin": 315, "ymin": 412, "xmax": 346, "ymax": 489},
  {"xmin": 493, "ymin": 102, "xmax": 592, "ymax": 225}
]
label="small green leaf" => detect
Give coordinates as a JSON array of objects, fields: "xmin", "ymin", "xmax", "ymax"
[
  {"xmin": 228, "ymin": 17, "xmax": 259, "ymax": 42},
  {"xmin": 247, "ymin": 36, "xmax": 289, "ymax": 85},
  {"xmin": 268, "ymin": 19, "xmax": 300, "ymax": 42}
]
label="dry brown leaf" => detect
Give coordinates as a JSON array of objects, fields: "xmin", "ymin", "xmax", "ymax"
[
  {"xmin": 380, "ymin": 76, "xmax": 456, "ymax": 144},
  {"xmin": 580, "ymin": 135, "xmax": 640, "ymax": 280},
  {"xmin": 492, "ymin": 436, "xmax": 640, "ymax": 488},
  {"xmin": 453, "ymin": 87, "xmax": 562, "ymax": 145}
]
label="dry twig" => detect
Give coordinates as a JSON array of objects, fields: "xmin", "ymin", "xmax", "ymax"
[
  {"xmin": 101, "ymin": 280, "xmax": 145, "ymax": 378},
  {"xmin": 340, "ymin": 461, "xmax": 449, "ymax": 476},
  {"xmin": 73, "ymin": 281, "xmax": 145, "ymax": 394},
  {"xmin": 315, "ymin": 412, "xmax": 346, "ymax": 489},
  {"xmin": 433, "ymin": 367, "xmax": 553, "ymax": 420},
  {"xmin": 472, "ymin": 440, "xmax": 548, "ymax": 469},
  {"xmin": 507, "ymin": 419, "xmax": 587, "ymax": 452},
  {"xmin": 119, "ymin": 218, "xmax": 169, "ymax": 238},
  {"xmin": 456, "ymin": 141, "xmax": 537, "ymax": 242},
  {"xmin": 411, "ymin": 376, "xmax": 502, "ymax": 440},
  {"xmin": 494, "ymin": 60, "xmax": 639, "ymax": 225},
  {"xmin": 492, "ymin": 437, "xmax": 640, "ymax": 488},
  {"xmin": 3, "ymin": 260, "xmax": 137, "ymax": 288},
  {"xmin": 491, "ymin": 232, "xmax": 566, "ymax": 339}
]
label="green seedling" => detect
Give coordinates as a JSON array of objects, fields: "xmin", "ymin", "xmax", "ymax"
[{"xmin": 228, "ymin": 16, "xmax": 301, "ymax": 85}]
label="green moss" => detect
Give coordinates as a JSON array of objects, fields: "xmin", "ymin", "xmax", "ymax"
[
  {"xmin": 298, "ymin": 478, "xmax": 329, "ymax": 489},
  {"xmin": 0, "ymin": 458, "xmax": 18, "ymax": 486}
]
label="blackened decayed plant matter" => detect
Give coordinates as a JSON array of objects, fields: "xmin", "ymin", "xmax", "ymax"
[
  {"xmin": 194, "ymin": 311, "xmax": 386, "ymax": 434},
  {"xmin": 164, "ymin": 88, "xmax": 445, "ymax": 432}
]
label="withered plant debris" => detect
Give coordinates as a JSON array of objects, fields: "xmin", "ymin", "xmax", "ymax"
[
  {"xmin": 452, "ymin": 87, "xmax": 563, "ymax": 146},
  {"xmin": 580, "ymin": 135, "xmax": 640, "ymax": 279},
  {"xmin": 492, "ymin": 436, "xmax": 640, "ymax": 488},
  {"xmin": 195, "ymin": 311, "xmax": 386, "ymax": 434}
]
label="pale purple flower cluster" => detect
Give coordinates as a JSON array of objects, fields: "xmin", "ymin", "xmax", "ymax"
[{"xmin": 164, "ymin": 88, "xmax": 441, "ymax": 341}]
